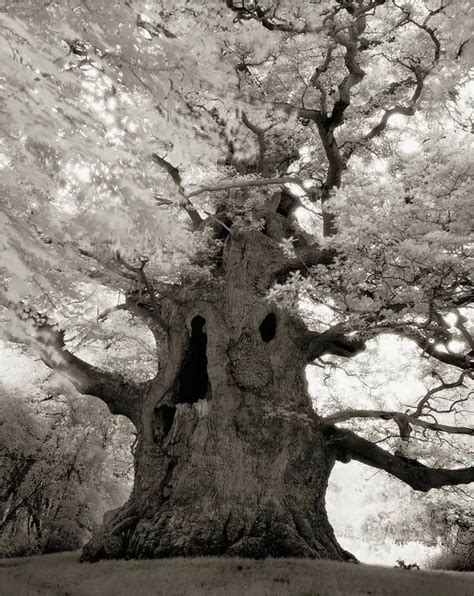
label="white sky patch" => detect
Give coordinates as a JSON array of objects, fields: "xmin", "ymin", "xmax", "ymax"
[
  {"xmin": 53, "ymin": 184, "xmax": 78, "ymax": 215},
  {"xmin": 105, "ymin": 127, "xmax": 125, "ymax": 145},
  {"xmin": 369, "ymin": 158, "xmax": 389, "ymax": 174},
  {"xmin": 72, "ymin": 163, "xmax": 92, "ymax": 184},
  {"xmin": 0, "ymin": 341, "xmax": 46, "ymax": 389},
  {"xmin": 452, "ymin": 78, "xmax": 474, "ymax": 116},
  {"xmin": 106, "ymin": 97, "xmax": 118, "ymax": 111},
  {"xmin": 55, "ymin": 283, "xmax": 124, "ymax": 327},
  {"xmin": 399, "ymin": 137, "xmax": 421, "ymax": 155},
  {"xmin": 387, "ymin": 112, "xmax": 408, "ymax": 128},
  {"xmin": 294, "ymin": 205, "xmax": 311, "ymax": 227},
  {"xmin": 123, "ymin": 118, "xmax": 138, "ymax": 133},
  {"xmin": 0, "ymin": 152, "xmax": 11, "ymax": 169},
  {"xmin": 0, "ymin": 137, "xmax": 11, "ymax": 169},
  {"xmin": 444, "ymin": 311, "xmax": 458, "ymax": 328},
  {"xmin": 294, "ymin": 201, "xmax": 322, "ymax": 237},
  {"xmin": 101, "ymin": 111, "xmax": 116, "ymax": 127},
  {"xmin": 446, "ymin": 340, "xmax": 465, "ymax": 354},
  {"xmin": 285, "ymin": 182, "xmax": 305, "ymax": 197},
  {"xmin": 299, "ymin": 299, "xmax": 337, "ymax": 329},
  {"xmin": 298, "ymin": 144, "xmax": 313, "ymax": 163},
  {"xmin": 81, "ymin": 73, "xmax": 118, "ymax": 133},
  {"xmin": 139, "ymin": 28, "xmax": 153, "ymax": 40}
]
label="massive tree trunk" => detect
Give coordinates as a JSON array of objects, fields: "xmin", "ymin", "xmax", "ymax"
[
  {"xmin": 80, "ymin": 223, "xmax": 354, "ymax": 562},
  {"xmin": 27, "ymin": 215, "xmax": 472, "ymax": 563}
]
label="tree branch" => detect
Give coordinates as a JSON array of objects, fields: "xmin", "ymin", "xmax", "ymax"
[
  {"xmin": 224, "ymin": 0, "xmax": 320, "ymax": 33},
  {"xmin": 272, "ymin": 102, "xmax": 322, "ymax": 122},
  {"xmin": 296, "ymin": 323, "xmax": 366, "ymax": 361},
  {"xmin": 78, "ymin": 247, "xmax": 138, "ymax": 283},
  {"xmin": 343, "ymin": 65, "xmax": 424, "ymax": 162},
  {"xmin": 151, "ymin": 153, "xmax": 202, "ymax": 228},
  {"xmin": 274, "ymin": 243, "xmax": 337, "ymax": 278},
  {"xmin": 314, "ymin": 6, "xmax": 377, "ymax": 236},
  {"xmin": 115, "ymin": 252, "xmax": 170, "ymax": 334},
  {"xmin": 186, "ymin": 175, "xmax": 304, "ymax": 199},
  {"xmin": 321, "ymin": 409, "xmax": 473, "ymax": 436},
  {"xmin": 141, "ymin": 312, "xmax": 188, "ymax": 442},
  {"xmin": 2, "ymin": 300, "xmax": 142, "ymax": 422},
  {"xmin": 34, "ymin": 324, "xmax": 141, "ymax": 422},
  {"xmin": 136, "ymin": 14, "xmax": 176, "ymax": 39},
  {"xmin": 97, "ymin": 303, "xmax": 127, "ymax": 322},
  {"xmin": 453, "ymin": 310, "xmax": 474, "ymax": 352},
  {"xmin": 407, "ymin": 331, "xmax": 473, "ymax": 371},
  {"xmin": 413, "ymin": 371, "xmax": 469, "ymax": 417},
  {"xmin": 325, "ymin": 426, "xmax": 474, "ymax": 491},
  {"xmin": 241, "ymin": 111, "xmax": 267, "ymax": 173},
  {"xmin": 309, "ymin": 44, "xmax": 336, "ymax": 116},
  {"xmin": 326, "ymin": 12, "xmax": 367, "ymax": 129},
  {"xmin": 343, "ymin": 2, "xmax": 446, "ymax": 162}
]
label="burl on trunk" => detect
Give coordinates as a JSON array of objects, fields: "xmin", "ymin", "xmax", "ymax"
[{"xmin": 78, "ymin": 226, "xmax": 353, "ymax": 562}]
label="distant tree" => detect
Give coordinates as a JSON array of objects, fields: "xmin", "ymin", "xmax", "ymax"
[
  {"xmin": 0, "ymin": 385, "xmax": 132, "ymax": 557},
  {"xmin": 363, "ymin": 476, "xmax": 473, "ymax": 570},
  {"xmin": 0, "ymin": 1, "xmax": 472, "ymax": 561}
]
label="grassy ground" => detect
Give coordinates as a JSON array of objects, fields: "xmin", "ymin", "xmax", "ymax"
[{"xmin": 0, "ymin": 552, "xmax": 472, "ymax": 596}]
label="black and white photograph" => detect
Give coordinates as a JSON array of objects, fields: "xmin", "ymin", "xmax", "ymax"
[{"xmin": 0, "ymin": 1, "xmax": 472, "ymax": 594}]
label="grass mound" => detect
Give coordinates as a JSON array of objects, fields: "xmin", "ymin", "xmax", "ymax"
[{"xmin": 0, "ymin": 551, "xmax": 472, "ymax": 595}]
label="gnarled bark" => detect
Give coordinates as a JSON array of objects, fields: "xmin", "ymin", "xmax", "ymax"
[
  {"xmin": 81, "ymin": 230, "xmax": 355, "ymax": 561},
  {"xmin": 23, "ymin": 229, "xmax": 471, "ymax": 562}
]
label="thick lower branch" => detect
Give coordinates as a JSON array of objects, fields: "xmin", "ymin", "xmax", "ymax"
[
  {"xmin": 326, "ymin": 426, "xmax": 474, "ymax": 492},
  {"xmin": 407, "ymin": 331, "xmax": 473, "ymax": 371},
  {"xmin": 2, "ymin": 300, "xmax": 142, "ymax": 422},
  {"xmin": 35, "ymin": 326, "xmax": 141, "ymax": 422},
  {"xmin": 322, "ymin": 409, "xmax": 473, "ymax": 436},
  {"xmin": 297, "ymin": 324, "xmax": 366, "ymax": 361},
  {"xmin": 275, "ymin": 243, "xmax": 337, "ymax": 279}
]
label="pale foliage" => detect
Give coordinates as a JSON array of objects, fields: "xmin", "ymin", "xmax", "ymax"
[{"xmin": 0, "ymin": 0, "xmax": 472, "ymax": 558}]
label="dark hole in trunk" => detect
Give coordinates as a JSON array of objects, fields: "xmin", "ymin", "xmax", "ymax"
[
  {"xmin": 259, "ymin": 313, "xmax": 277, "ymax": 342},
  {"xmin": 176, "ymin": 315, "xmax": 209, "ymax": 403},
  {"xmin": 276, "ymin": 192, "xmax": 300, "ymax": 217},
  {"xmin": 160, "ymin": 405, "xmax": 176, "ymax": 435}
]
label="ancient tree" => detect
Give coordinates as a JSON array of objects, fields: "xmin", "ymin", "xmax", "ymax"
[{"xmin": 0, "ymin": 0, "xmax": 472, "ymax": 561}]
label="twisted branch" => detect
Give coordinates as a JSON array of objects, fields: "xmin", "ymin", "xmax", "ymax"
[{"xmin": 326, "ymin": 426, "xmax": 474, "ymax": 491}]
